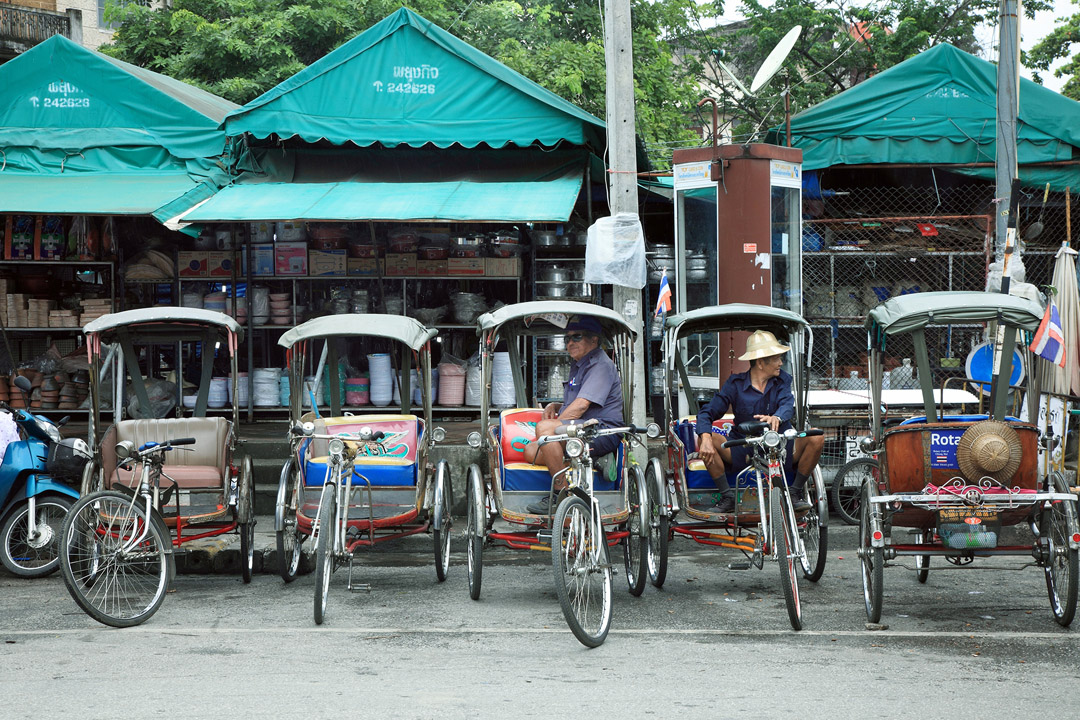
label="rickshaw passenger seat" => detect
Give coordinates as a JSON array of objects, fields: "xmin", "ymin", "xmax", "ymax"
[
  {"xmin": 898, "ymin": 414, "xmax": 1021, "ymax": 426},
  {"xmin": 301, "ymin": 415, "xmax": 421, "ymax": 487},
  {"xmin": 497, "ymin": 408, "xmax": 623, "ymax": 491},
  {"xmin": 102, "ymin": 417, "xmax": 231, "ymax": 490}
]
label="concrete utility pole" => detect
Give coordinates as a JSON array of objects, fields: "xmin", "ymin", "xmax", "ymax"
[
  {"xmin": 995, "ymin": 0, "xmax": 1021, "ymax": 262},
  {"xmin": 604, "ymin": 0, "xmax": 646, "ymax": 427}
]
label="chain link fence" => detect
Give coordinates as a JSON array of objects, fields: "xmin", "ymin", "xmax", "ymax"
[{"xmin": 802, "ymin": 182, "xmax": 1069, "ymax": 390}]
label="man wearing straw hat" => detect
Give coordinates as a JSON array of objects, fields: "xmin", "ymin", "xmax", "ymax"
[{"xmin": 695, "ymin": 330, "xmax": 824, "ymax": 514}]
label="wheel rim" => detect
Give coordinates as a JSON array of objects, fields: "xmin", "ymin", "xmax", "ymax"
[
  {"xmin": 63, "ymin": 495, "xmax": 168, "ymax": 623},
  {"xmin": 4, "ymin": 499, "xmax": 69, "ymax": 572},
  {"xmin": 438, "ymin": 476, "xmax": 451, "ymax": 577},
  {"xmin": 557, "ymin": 501, "xmax": 612, "ymax": 641},
  {"xmin": 1044, "ymin": 495, "xmax": 1076, "ymax": 621},
  {"xmin": 800, "ymin": 492, "xmax": 820, "ymax": 577}
]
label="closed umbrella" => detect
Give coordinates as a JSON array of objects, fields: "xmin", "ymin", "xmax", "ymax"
[{"xmin": 1043, "ymin": 243, "xmax": 1080, "ymax": 396}]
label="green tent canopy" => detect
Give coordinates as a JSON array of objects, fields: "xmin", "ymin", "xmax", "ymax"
[
  {"xmin": 771, "ymin": 43, "xmax": 1080, "ymax": 190},
  {"xmin": 185, "ymin": 146, "xmax": 588, "ymax": 223},
  {"xmin": 224, "ymin": 7, "xmax": 605, "ymax": 151},
  {"xmin": 0, "ymin": 35, "xmax": 237, "ymax": 218}
]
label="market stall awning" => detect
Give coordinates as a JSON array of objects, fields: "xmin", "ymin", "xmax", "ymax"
[
  {"xmin": 224, "ymin": 8, "xmax": 604, "ymax": 150},
  {"xmin": 770, "ymin": 43, "xmax": 1080, "ymax": 189},
  {"xmin": 0, "ymin": 35, "xmax": 236, "ymax": 221},
  {"xmin": 185, "ymin": 146, "xmax": 587, "ymax": 222},
  {"xmin": 0, "ymin": 35, "xmax": 236, "ymax": 159},
  {"xmin": 0, "ymin": 173, "xmax": 206, "ymax": 216}
]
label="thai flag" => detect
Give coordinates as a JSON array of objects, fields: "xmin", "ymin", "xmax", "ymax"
[
  {"xmin": 655, "ymin": 269, "xmax": 672, "ymax": 316},
  {"xmin": 1030, "ymin": 299, "xmax": 1067, "ymax": 368}
]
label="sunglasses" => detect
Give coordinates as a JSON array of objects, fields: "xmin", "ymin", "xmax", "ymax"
[{"xmin": 563, "ymin": 333, "xmax": 587, "ymax": 344}]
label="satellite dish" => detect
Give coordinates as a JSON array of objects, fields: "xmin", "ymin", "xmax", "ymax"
[{"xmin": 749, "ymin": 25, "xmax": 802, "ymax": 94}]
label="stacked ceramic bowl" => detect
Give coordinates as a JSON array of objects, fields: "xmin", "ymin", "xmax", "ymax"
[
  {"xmin": 227, "ymin": 372, "xmax": 249, "ymax": 407},
  {"xmin": 203, "ymin": 292, "xmax": 226, "ymax": 314},
  {"xmin": 181, "ymin": 291, "xmax": 203, "ymax": 309},
  {"xmin": 437, "ymin": 362, "xmax": 465, "ymax": 406},
  {"xmin": 492, "ymin": 352, "xmax": 515, "ymax": 407},
  {"xmin": 253, "ymin": 367, "xmax": 282, "ymax": 407},
  {"xmin": 208, "ymin": 377, "xmax": 229, "ymax": 408},
  {"xmin": 368, "ymin": 354, "xmax": 393, "ymax": 407},
  {"xmin": 269, "ymin": 292, "xmax": 291, "ymax": 325},
  {"xmin": 250, "ymin": 286, "xmax": 270, "ymax": 325}
]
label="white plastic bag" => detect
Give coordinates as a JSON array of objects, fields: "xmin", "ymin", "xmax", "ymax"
[{"xmin": 584, "ymin": 213, "xmax": 647, "ymax": 289}]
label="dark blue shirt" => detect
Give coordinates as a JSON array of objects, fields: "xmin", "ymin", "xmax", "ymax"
[
  {"xmin": 696, "ymin": 369, "xmax": 795, "ymax": 437},
  {"xmin": 560, "ymin": 346, "xmax": 623, "ymax": 427}
]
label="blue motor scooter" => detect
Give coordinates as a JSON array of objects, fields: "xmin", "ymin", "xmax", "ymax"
[{"xmin": 0, "ymin": 375, "xmax": 86, "ymax": 577}]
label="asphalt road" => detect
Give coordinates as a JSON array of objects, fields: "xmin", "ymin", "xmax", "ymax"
[{"xmin": 2, "ymin": 523, "xmax": 1078, "ymax": 719}]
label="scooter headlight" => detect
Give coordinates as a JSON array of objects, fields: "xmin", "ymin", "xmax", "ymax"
[
  {"xmin": 42, "ymin": 421, "xmax": 62, "ymax": 444},
  {"xmin": 565, "ymin": 437, "xmax": 585, "ymax": 459}
]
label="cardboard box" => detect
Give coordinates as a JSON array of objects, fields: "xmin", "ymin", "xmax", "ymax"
[
  {"xmin": 5, "ymin": 215, "xmax": 35, "ymax": 260},
  {"xmin": 309, "ymin": 249, "xmax": 347, "ymax": 276},
  {"xmin": 384, "ymin": 253, "xmax": 417, "ymax": 277},
  {"xmin": 207, "ymin": 250, "xmax": 237, "ymax": 277},
  {"xmin": 416, "ymin": 259, "xmax": 447, "ymax": 276},
  {"xmin": 447, "ymin": 257, "xmax": 485, "ymax": 276},
  {"xmin": 485, "ymin": 257, "xmax": 521, "ymax": 277},
  {"xmin": 275, "ymin": 241, "xmax": 308, "ymax": 276},
  {"xmin": 177, "ymin": 251, "xmax": 208, "ymax": 277},
  {"xmin": 347, "ymin": 258, "xmax": 385, "ymax": 276},
  {"xmin": 247, "ymin": 243, "xmax": 274, "ymax": 276}
]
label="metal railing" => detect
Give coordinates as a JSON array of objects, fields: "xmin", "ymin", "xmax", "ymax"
[{"xmin": 0, "ymin": 5, "xmax": 70, "ymax": 49}]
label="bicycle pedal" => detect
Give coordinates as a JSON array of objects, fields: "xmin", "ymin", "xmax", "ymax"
[
  {"xmin": 536, "ymin": 530, "xmax": 552, "ymax": 544},
  {"xmin": 727, "ymin": 561, "xmax": 752, "ymax": 570},
  {"xmin": 347, "ymin": 582, "xmax": 372, "ymax": 593}
]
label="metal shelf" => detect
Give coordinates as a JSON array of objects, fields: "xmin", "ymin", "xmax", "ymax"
[{"xmin": 0, "ymin": 260, "xmax": 113, "ymax": 266}]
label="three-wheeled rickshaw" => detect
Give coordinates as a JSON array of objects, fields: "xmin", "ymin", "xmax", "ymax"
[
  {"xmin": 649, "ymin": 304, "xmax": 827, "ymax": 630},
  {"xmin": 274, "ymin": 315, "xmax": 452, "ymax": 624},
  {"xmin": 463, "ymin": 301, "xmax": 657, "ymax": 647},
  {"xmin": 860, "ymin": 291, "xmax": 1080, "ymax": 625},
  {"xmin": 60, "ymin": 307, "xmax": 254, "ymax": 627}
]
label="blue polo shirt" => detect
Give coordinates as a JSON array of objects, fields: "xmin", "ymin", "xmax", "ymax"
[
  {"xmin": 560, "ymin": 346, "xmax": 623, "ymax": 427},
  {"xmin": 696, "ymin": 369, "xmax": 795, "ymax": 438}
]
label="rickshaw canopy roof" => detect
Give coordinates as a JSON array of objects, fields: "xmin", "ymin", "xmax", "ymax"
[
  {"xmin": 666, "ymin": 304, "xmax": 809, "ymax": 339},
  {"xmin": 278, "ymin": 314, "xmax": 436, "ymax": 351},
  {"xmin": 865, "ymin": 291, "xmax": 1044, "ymax": 345},
  {"xmin": 476, "ymin": 301, "xmax": 637, "ymax": 338},
  {"xmin": 84, "ymin": 307, "xmax": 244, "ymax": 344}
]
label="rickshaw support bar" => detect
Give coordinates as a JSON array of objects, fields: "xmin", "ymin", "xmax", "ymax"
[{"xmin": 344, "ymin": 523, "xmax": 430, "ymax": 553}]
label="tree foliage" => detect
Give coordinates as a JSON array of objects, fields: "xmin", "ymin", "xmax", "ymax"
[
  {"xmin": 101, "ymin": 0, "xmax": 701, "ymax": 160},
  {"xmin": 674, "ymin": 0, "xmax": 1050, "ymax": 144},
  {"xmin": 1028, "ymin": 3, "xmax": 1080, "ymax": 100}
]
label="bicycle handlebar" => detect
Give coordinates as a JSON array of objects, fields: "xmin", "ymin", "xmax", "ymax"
[{"xmin": 722, "ymin": 427, "xmax": 823, "ymax": 449}]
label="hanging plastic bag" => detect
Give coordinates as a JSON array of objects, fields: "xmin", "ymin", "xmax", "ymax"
[{"xmin": 584, "ymin": 212, "xmax": 647, "ymax": 289}]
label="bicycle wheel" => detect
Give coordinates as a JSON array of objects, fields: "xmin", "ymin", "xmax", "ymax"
[
  {"xmin": 799, "ymin": 468, "xmax": 828, "ymax": 582},
  {"xmin": 432, "ymin": 461, "xmax": 452, "ymax": 583},
  {"xmin": 60, "ymin": 491, "xmax": 171, "ymax": 628},
  {"xmin": 859, "ymin": 483, "xmax": 884, "ymax": 623},
  {"xmin": 771, "ymin": 487, "xmax": 802, "ymax": 630},
  {"xmin": 645, "ymin": 458, "xmax": 668, "ymax": 589},
  {"xmin": 552, "ymin": 495, "xmax": 612, "ymax": 648},
  {"xmin": 466, "ymin": 468, "xmax": 484, "ymax": 601},
  {"xmin": 313, "ymin": 486, "xmax": 336, "ymax": 625},
  {"xmin": 830, "ymin": 457, "xmax": 878, "ymax": 526},
  {"xmin": 1043, "ymin": 473, "xmax": 1078, "ymax": 627},
  {"xmin": 276, "ymin": 458, "xmax": 304, "ymax": 583},
  {"xmin": 622, "ymin": 466, "xmax": 648, "ymax": 597},
  {"xmin": 1, "ymin": 495, "xmax": 73, "ymax": 577},
  {"xmin": 914, "ymin": 530, "xmax": 930, "ymax": 584},
  {"xmin": 238, "ymin": 457, "xmax": 255, "ymax": 584}
]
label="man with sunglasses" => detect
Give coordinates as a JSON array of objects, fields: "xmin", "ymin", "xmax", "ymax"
[
  {"xmin": 695, "ymin": 330, "xmax": 824, "ymax": 514},
  {"xmin": 525, "ymin": 316, "xmax": 624, "ymax": 515}
]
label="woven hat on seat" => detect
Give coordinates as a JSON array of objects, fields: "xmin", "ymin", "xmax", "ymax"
[
  {"xmin": 957, "ymin": 420, "xmax": 1022, "ymax": 483},
  {"xmin": 738, "ymin": 330, "xmax": 790, "ymax": 361}
]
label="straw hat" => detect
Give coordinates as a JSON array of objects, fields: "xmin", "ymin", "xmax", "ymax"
[{"xmin": 738, "ymin": 330, "xmax": 790, "ymax": 361}]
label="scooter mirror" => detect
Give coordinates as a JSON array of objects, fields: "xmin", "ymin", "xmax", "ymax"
[{"xmin": 13, "ymin": 375, "xmax": 31, "ymax": 393}]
